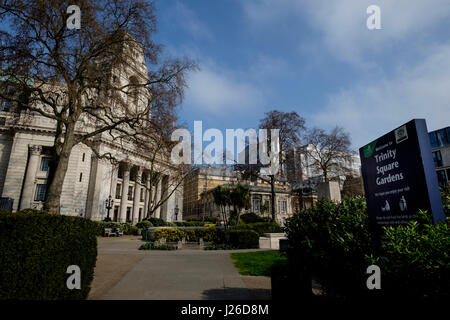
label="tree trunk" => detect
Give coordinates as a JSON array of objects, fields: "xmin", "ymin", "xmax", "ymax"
[
  {"xmin": 270, "ymin": 175, "xmax": 276, "ymax": 222},
  {"xmin": 44, "ymin": 123, "xmax": 76, "ymax": 214}
]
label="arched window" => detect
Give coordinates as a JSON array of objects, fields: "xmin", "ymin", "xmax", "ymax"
[{"xmin": 129, "ymin": 76, "xmax": 139, "ymax": 105}]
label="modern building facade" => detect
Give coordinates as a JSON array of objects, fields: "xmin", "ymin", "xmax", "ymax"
[
  {"xmin": 0, "ymin": 37, "xmax": 182, "ymax": 222},
  {"xmin": 287, "ymin": 144, "xmax": 361, "ymax": 190},
  {"xmin": 429, "ymin": 126, "xmax": 450, "ymax": 187}
]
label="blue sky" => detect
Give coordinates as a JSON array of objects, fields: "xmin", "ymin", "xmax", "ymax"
[{"xmin": 153, "ymin": 0, "xmax": 450, "ymax": 150}]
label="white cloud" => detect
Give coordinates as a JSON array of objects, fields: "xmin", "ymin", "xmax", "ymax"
[
  {"xmin": 311, "ymin": 43, "xmax": 450, "ymax": 149},
  {"xmin": 242, "ymin": 0, "xmax": 450, "ymax": 65},
  {"xmin": 174, "ymin": 2, "xmax": 213, "ymax": 41},
  {"xmin": 185, "ymin": 64, "xmax": 265, "ymax": 116}
]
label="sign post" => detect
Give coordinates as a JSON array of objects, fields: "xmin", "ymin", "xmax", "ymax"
[{"xmin": 359, "ymin": 119, "xmax": 445, "ymax": 249}]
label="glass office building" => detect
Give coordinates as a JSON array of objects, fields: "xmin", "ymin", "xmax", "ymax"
[{"xmin": 429, "ymin": 126, "xmax": 450, "ymax": 187}]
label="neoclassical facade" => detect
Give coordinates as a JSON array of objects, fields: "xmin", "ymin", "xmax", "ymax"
[
  {"xmin": 0, "ymin": 37, "xmax": 182, "ymax": 223},
  {"xmin": 183, "ymin": 166, "xmax": 294, "ymax": 224}
]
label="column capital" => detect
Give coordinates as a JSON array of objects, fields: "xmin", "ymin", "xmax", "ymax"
[
  {"xmin": 29, "ymin": 145, "xmax": 42, "ymax": 156},
  {"xmin": 121, "ymin": 162, "xmax": 131, "ymax": 171}
]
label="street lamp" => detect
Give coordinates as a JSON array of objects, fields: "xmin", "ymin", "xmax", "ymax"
[
  {"xmin": 104, "ymin": 195, "xmax": 113, "ymax": 222},
  {"xmin": 174, "ymin": 205, "xmax": 179, "ymax": 221}
]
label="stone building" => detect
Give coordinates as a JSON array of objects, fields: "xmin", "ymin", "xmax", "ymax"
[
  {"xmin": 429, "ymin": 126, "xmax": 450, "ymax": 187},
  {"xmin": 183, "ymin": 166, "xmax": 294, "ymax": 224},
  {"xmin": 0, "ymin": 37, "xmax": 182, "ymax": 223}
]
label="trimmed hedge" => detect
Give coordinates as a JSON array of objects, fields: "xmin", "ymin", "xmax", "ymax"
[
  {"xmin": 174, "ymin": 221, "xmax": 210, "ymax": 227},
  {"xmin": 153, "ymin": 228, "xmax": 185, "ymax": 241},
  {"xmin": 240, "ymin": 213, "xmax": 270, "ymax": 224},
  {"xmin": 135, "ymin": 220, "xmax": 153, "ymax": 229},
  {"xmin": 228, "ymin": 222, "xmax": 283, "ymax": 236},
  {"xmin": 186, "ymin": 216, "xmax": 219, "ymax": 224},
  {"xmin": 0, "ymin": 210, "xmax": 98, "ymax": 300},
  {"xmin": 145, "ymin": 217, "xmax": 175, "ymax": 227},
  {"xmin": 224, "ymin": 230, "xmax": 259, "ymax": 249},
  {"xmin": 153, "ymin": 227, "xmax": 218, "ymax": 242},
  {"xmin": 139, "ymin": 242, "xmax": 177, "ymax": 250}
]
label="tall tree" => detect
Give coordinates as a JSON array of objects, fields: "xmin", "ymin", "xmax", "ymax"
[
  {"xmin": 304, "ymin": 126, "xmax": 354, "ymax": 182},
  {"xmin": 259, "ymin": 110, "xmax": 306, "ymax": 175},
  {"xmin": 0, "ymin": 0, "xmax": 196, "ymax": 214},
  {"xmin": 230, "ymin": 183, "xmax": 250, "ymax": 225},
  {"xmin": 213, "ymin": 185, "xmax": 231, "ymax": 228},
  {"xmin": 236, "ymin": 110, "xmax": 306, "ymax": 222}
]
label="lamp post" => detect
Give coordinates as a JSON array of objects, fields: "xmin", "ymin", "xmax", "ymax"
[
  {"xmin": 174, "ymin": 205, "xmax": 179, "ymax": 221},
  {"xmin": 104, "ymin": 195, "xmax": 113, "ymax": 222}
]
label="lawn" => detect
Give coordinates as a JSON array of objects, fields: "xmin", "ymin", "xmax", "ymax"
[{"xmin": 230, "ymin": 250, "xmax": 287, "ymax": 276}]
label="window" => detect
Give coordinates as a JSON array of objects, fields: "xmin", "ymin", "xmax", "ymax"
[
  {"xmin": 82, "ymin": 153, "xmax": 85, "ymax": 162},
  {"xmin": 436, "ymin": 170, "xmax": 447, "ymax": 187},
  {"xmin": 432, "ymin": 151, "xmax": 443, "ymax": 168},
  {"xmin": 40, "ymin": 157, "xmax": 51, "ymax": 172},
  {"xmin": 278, "ymin": 200, "xmax": 287, "ymax": 213},
  {"xmin": 203, "ymin": 181, "xmax": 207, "ymax": 193},
  {"xmin": 34, "ymin": 184, "xmax": 47, "ymax": 201},
  {"xmin": 126, "ymin": 207, "xmax": 131, "ymax": 222},
  {"xmin": 1, "ymin": 100, "xmax": 12, "ymax": 112},
  {"xmin": 252, "ymin": 198, "xmax": 261, "ymax": 212},
  {"xmin": 128, "ymin": 186, "xmax": 133, "ymax": 200},
  {"xmin": 140, "ymin": 188, "xmax": 144, "ymax": 202},
  {"xmin": 0, "ymin": 117, "xmax": 6, "ymax": 125},
  {"xmin": 430, "ymin": 128, "xmax": 450, "ymax": 148},
  {"xmin": 79, "ymin": 172, "xmax": 83, "ymax": 182},
  {"xmin": 115, "ymin": 183, "xmax": 121, "ymax": 199}
]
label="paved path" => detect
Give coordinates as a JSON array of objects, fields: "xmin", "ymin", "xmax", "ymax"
[{"xmin": 89, "ymin": 236, "xmax": 271, "ymax": 300}]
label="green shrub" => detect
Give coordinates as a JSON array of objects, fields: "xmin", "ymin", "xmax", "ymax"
[
  {"xmin": 229, "ymin": 222, "xmax": 283, "ymax": 236},
  {"xmin": 186, "ymin": 216, "xmax": 219, "ymax": 224},
  {"xmin": 0, "ymin": 210, "xmax": 97, "ymax": 299},
  {"xmin": 139, "ymin": 242, "xmax": 177, "ymax": 250},
  {"xmin": 17, "ymin": 208, "xmax": 49, "ymax": 215},
  {"xmin": 174, "ymin": 221, "xmax": 208, "ymax": 227},
  {"xmin": 224, "ymin": 229, "xmax": 259, "ymax": 249},
  {"xmin": 145, "ymin": 217, "xmax": 175, "ymax": 227},
  {"xmin": 284, "ymin": 197, "xmax": 450, "ymax": 301},
  {"xmin": 153, "ymin": 228, "xmax": 185, "ymax": 242},
  {"xmin": 152, "ymin": 227, "xmax": 218, "ymax": 242},
  {"xmin": 441, "ymin": 187, "xmax": 450, "ymax": 217},
  {"xmin": 136, "ymin": 220, "xmax": 153, "ymax": 229},
  {"xmin": 370, "ymin": 210, "xmax": 450, "ymax": 299},
  {"xmin": 146, "ymin": 217, "xmax": 166, "ymax": 226},
  {"xmin": 183, "ymin": 228, "xmax": 218, "ymax": 242},
  {"xmin": 284, "ymin": 197, "xmax": 372, "ymax": 299},
  {"xmin": 240, "ymin": 213, "xmax": 267, "ymax": 224}
]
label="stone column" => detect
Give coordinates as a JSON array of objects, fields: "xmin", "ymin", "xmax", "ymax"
[
  {"xmin": 132, "ymin": 166, "xmax": 142, "ymax": 224},
  {"xmin": 143, "ymin": 172, "xmax": 150, "ymax": 218},
  {"xmin": 109, "ymin": 165, "xmax": 118, "ymax": 198},
  {"xmin": 119, "ymin": 163, "xmax": 131, "ymax": 223},
  {"xmin": 154, "ymin": 175, "xmax": 162, "ymax": 218},
  {"xmin": 20, "ymin": 145, "xmax": 42, "ymax": 210}
]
